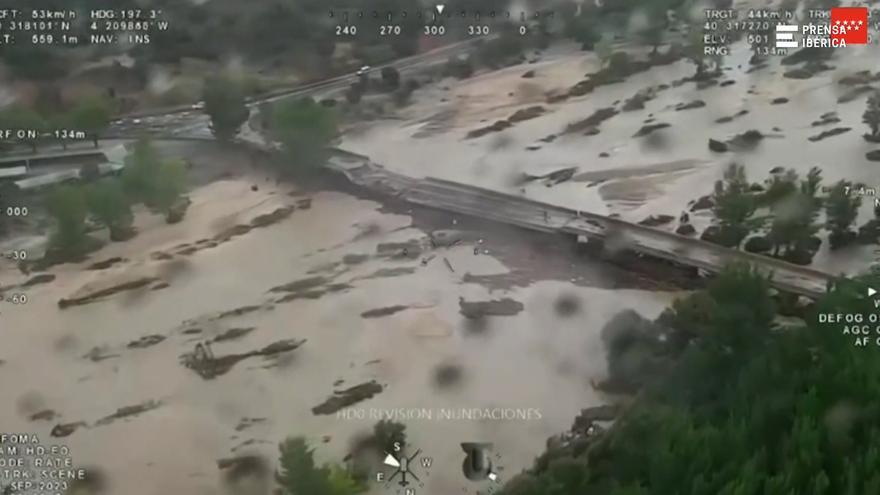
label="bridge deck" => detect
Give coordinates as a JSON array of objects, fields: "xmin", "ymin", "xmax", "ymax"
[{"xmin": 327, "ymin": 151, "xmax": 835, "ymax": 299}]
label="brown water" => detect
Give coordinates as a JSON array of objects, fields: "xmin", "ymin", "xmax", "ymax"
[
  {"xmin": 342, "ymin": 40, "xmax": 880, "ymax": 274},
  {"xmin": 0, "ymin": 177, "xmax": 674, "ymax": 494}
]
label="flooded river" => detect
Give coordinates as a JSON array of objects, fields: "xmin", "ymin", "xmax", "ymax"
[
  {"xmin": 0, "ymin": 173, "xmax": 673, "ymax": 494},
  {"xmin": 342, "ymin": 40, "xmax": 880, "ymax": 274}
]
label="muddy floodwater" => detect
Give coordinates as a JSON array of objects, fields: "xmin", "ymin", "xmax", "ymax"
[
  {"xmin": 0, "ymin": 174, "xmax": 673, "ymax": 494},
  {"xmin": 342, "ymin": 40, "xmax": 880, "ymax": 274}
]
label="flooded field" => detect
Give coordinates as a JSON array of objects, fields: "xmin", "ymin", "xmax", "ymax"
[{"xmin": 0, "ymin": 170, "xmax": 674, "ymax": 494}]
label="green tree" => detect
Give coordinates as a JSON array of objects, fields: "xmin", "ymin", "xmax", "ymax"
[
  {"xmin": 86, "ymin": 179, "xmax": 135, "ymax": 241},
  {"xmin": 825, "ymin": 180, "xmax": 861, "ymax": 249},
  {"xmin": 594, "ymin": 35, "xmax": 614, "ymax": 68},
  {"xmin": 768, "ymin": 191, "xmax": 820, "ymax": 261},
  {"xmin": 45, "ymin": 185, "xmax": 88, "ymax": 254},
  {"xmin": 276, "ymin": 437, "xmax": 333, "ymax": 495},
  {"xmin": 203, "ymin": 76, "xmax": 250, "ymax": 142},
  {"xmin": 684, "ymin": 24, "xmax": 707, "ymax": 78},
  {"xmin": 372, "ymin": 420, "xmax": 407, "ymax": 454},
  {"xmin": 326, "ymin": 465, "xmax": 364, "ymax": 495},
  {"xmin": 269, "ymin": 97, "xmax": 338, "ymax": 171},
  {"xmin": 121, "ymin": 138, "xmax": 189, "ymax": 217},
  {"xmin": 712, "ymin": 163, "xmax": 757, "ymax": 247},
  {"xmin": 153, "ymin": 159, "xmax": 188, "ymax": 214},
  {"xmin": 121, "ymin": 138, "xmax": 162, "ymax": 202},
  {"xmin": 863, "ymin": 91, "xmax": 880, "ymax": 138},
  {"xmin": 566, "ymin": 15, "xmax": 601, "ymax": 50},
  {"xmin": 2, "ymin": 45, "xmax": 68, "ymax": 80},
  {"xmin": 499, "ymin": 265, "xmax": 880, "ymax": 495},
  {"xmin": 276, "ymin": 437, "xmax": 364, "ymax": 495},
  {"xmin": 69, "ymin": 96, "xmax": 113, "ymax": 147}
]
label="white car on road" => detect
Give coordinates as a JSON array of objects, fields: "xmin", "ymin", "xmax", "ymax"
[{"xmin": 355, "ymin": 65, "xmax": 371, "ymax": 77}]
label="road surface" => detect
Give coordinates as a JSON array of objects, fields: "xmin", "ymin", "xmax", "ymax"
[
  {"xmin": 108, "ymin": 38, "xmax": 489, "ymax": 140},
  {"xmin": 325, "ymin": 149, "xmax": 836, "ymax": 299}
]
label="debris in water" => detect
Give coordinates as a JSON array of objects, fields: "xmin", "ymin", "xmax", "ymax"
[
  {"xmin": 268, "ymin": 276, "xmax": 329, "ymax": 293},
  {"xmin": 95, "ymin": 400, "xmax": 163, "ymax": 427},
  {"xmin": 633, "ymin": 122, "xmax": 670, "ymax": 138},
  {"xmin": 459, "ymin": 297, "xmax": 524, "ymax": 319},
  {"xmin": 82, "ymin": 346, "xmax": 120, "ymax": 362},
  {"xmin": 59, "ymin": 277, "xmax": 159, "ymax": 309},
  {"xmin": 213, "ymin": 327, "xmax": 256, "ymax": 343},
  {"xmin": 29, "ymin": 409, "xmax": 58, "ymax": 422},
  {"xmin": 444, "ymin": 257, "xmax": 455, "ymax": 273},
  {"xmin": 674, "ymin": 99, "xmax": 706, "ymax": 111},
  {"xmin": 51, "ymin": 421, "xmax": 86, "ymax": 437},
  {"xmin": 807, "ymin": 127, "xmax": 851, "ymax": 142},
  {"xmin": 312, "ymin": 381, "xmax": 384, "ymax": 415},
  {"xmin": 234, "ymin": 417, "xmax": 267, "ymax": 432},
  {"xmin": 21, "ymin": 273, "xmax": 56, "ymax": 287},
  {"xmin": 361, "ymin": 305, "xmax": 410, "ymax": 319},
  {"xmin": 214, "ymin": 304, "xmax": 266, "ymax": 320},
  {"xmin": 181, "ymin": 339, "xmax": 306, "ymax": 379},
  {"xmin": 87, "ymin": 257, "xmax": 127, "ymax": 270},
  {"xmin": 127, "ymin": 335, "xmax": 166, "ymax": 349}
]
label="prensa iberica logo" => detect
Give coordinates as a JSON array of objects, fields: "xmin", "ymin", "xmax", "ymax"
[{"xmin": 775, "ymin": 6, "xmax": 869, "ymax": 48}]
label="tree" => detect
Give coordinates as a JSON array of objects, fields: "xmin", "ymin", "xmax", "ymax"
[
  {"xmin": 121, "ymin": 138, "xmax": 189, "ymax": 218},
  {"xmin": 566, "ymin": 15, "xmax": 601, "ymax": 50},
  {"xmin": 768, "ymin": 191, "xmax": 820, "ymax": 262},
  {"xmin": 372, "ymin": 420, "xmax": 407, "ymax": 454},
  {"xmin": 269, "ymin": 97, "xmax": 338, "ymax": 171},
  {"xmin": 825, "ymin": 180, "xmax": 861, "ymax": 249},
  {"xmin": 122, "ymin": 138, "xmax": 162, "ymax": 202},
  {"xmin": 636, "ymin": 0, "xmax": 675, "ymax": 54},
  {"xmin": 45, "ymin": 185, "xmax": 88, "ymax": 254},
  {"xmin": 86, "ymin": 179, "xmax": 135, "ymax": 241},
  {"xmin": 594, "ymin": 35, "xmax": 614, "ymax": 68},
  {"xmin": 499, "ymin": 265, "xmax": 880, "ymax": 495},
  {"xmin": 684, "ymin": 24, "xmax": 707, "ymax": 78},
  {"xmin": 380, "ymin": 67, "xmax": 400, "ymax": 90},
  {"xmin": 712, "ymin": 163, "xmax": 757, "ymax": 247},
  {"xmin": 640, "ymin": 22, "xmax": 666, "ymax": 55},
  {"xmin": 275, "ymin": 437, "xmax": 364, "ymax": 495},
  {"xmin": 2, "ymin": 45, "xmax": 67, "ymax": 80},
  {"xmin": 203, "ymin": 76, "xmax": 250, "ymax": 142},
  {"xmin": 153, "ymin": 159, "xmax": 188, "ymax": 215},
  {"xmin": 326, "ymin": 465, "xmax": 363, "ymax": 495},
  {"xmin": 863, "ymin": 91, "xmax": 880, "ymax": 139},
  {"xmin": 69, "ymin": 96, "xmax": 113, "ymax": 147},
  {"xmin": 276, "ymin": 437, "xmax": 333, "ymax": 495}
]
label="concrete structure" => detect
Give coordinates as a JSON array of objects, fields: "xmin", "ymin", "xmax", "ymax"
[
  {"xmin": 326, "ymin": 149, "xmax": 836, "ymax": 299},
  {"xmin": 2, "ymin": 145, "xmax": 127, "ymax": 191}
]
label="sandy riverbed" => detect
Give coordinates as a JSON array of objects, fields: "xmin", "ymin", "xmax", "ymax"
[{"xmin": 0, "ymin": 163, "xmax": 674, "ymax": 494}]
